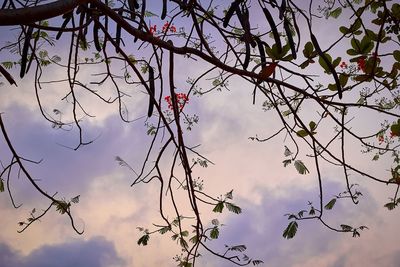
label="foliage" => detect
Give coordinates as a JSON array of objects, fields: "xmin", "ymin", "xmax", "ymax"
[{"xmin": 0, "ymin": 0, "xmax": 399, "ymax": 266}]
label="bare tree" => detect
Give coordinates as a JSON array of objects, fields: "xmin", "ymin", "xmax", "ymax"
[{"xmin": 0, "ymin": 0, "xmax": 399, "ymax": 266}]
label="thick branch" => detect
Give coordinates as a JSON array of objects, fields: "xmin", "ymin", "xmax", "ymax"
[{"xmin": 0, "ymin": 0, "xmax": 90, "ymax": 25}]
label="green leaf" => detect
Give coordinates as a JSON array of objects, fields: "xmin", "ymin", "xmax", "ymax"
[
  {"xmin": 225, "ymin": 202, "xmax": 242, "ymax": 214},
  {"xmin": 284, "ymin": 146, "xmax": 292, "ymax": 157},
  {"xmin": 158, "ymin": 225, "xmax": 171, "ymax": 234},
  {"xmin": 346, "ymin": 48, "xmax": 358, "ymax": 56},
  {"xmin": 352, "ymin": 229, "xmax": 360, "ymax": 237},
  {"xmin": 189, "ymin": 235, "xmax": 198, "ymax": 244},
  {"xmin": 283, "ymin": 159, "xmax": 292, "ymax": 167},
  {"xmin": 179, "ymin": 237, "xmax": 189, "ymax": 249},
  {"xmin": 372, "ymin": 154, "xmax": 379, "ymax": 161},
  {"xmin": 351, "ymin": 38, "xmax": 361, "ymax": 52},
  {"xmin": 210, "ymin": 227, "xmax": 219, "ymax": 239},
  {"xmin": 0, "ymin": 178, "xmax": 4, "ymax": 192},
  {"xmin": 294, "ymin": 160, "xmax": 309, "ymax": 175},
  {"xmin": 178, "ymin": 262, "xmax": 192, "ymax": 267},
  {"xmin": 391, "ymin": 123, "xmax": 400, "ymax": 136},
  {"xmin": 339, "ymin": 73, "xmax": 349, "ymax": 87},
  {"xmin": 171, "ymin": 233, "xmax": 179, "ymax": 241},
  {"xmin": 360, "ymin": 35, "xmax": 374, "ymax": 54},
  {"xmin": 1, "ymin": 61, "xmax": 14, "ymax": 69},
  {"xmin": 309, "ymin": 207, "xmax": 315, "ymax": 216},
  {"xmin": 303, "ymin": 41, "xmax": 314, "ymax": 58},
  {"xmin": 296, "ymin": 129, "xmax": 309, "ymax": 137},
  {"xmin": 172, "ymin": 216, "xmax": 182, "ymax": 226},
  {"xmin": 137, "ymin": 234, "xmax": 150, "ymax": 246},
  {"xmin": 394, "ymin": 50, "xmax": 400, "ymax": 62},
  {"xmin": 318, "ymin": 53, "xmax": 333, "ymax": 73},
  {"xmin": 267, "ymin": 43, "xmax": 290, "ymax": 60},
  {"xmin": 70, "ymin": 195, "xmax": 80, "ymax": 204},
  {"xmin": 230, "ymin": 245, "xmax": 246, "ymax": 252},
  {"xmin": 54, "ymin": 200, "xmax": 70, "ymax": 214},
  {"xmin": 339, "ymin": 26, "xmax": 349, "ymax": 34},
  {"xmin": 181, "ymin": 230, "xmax": 189, "ymax": 237},
  {"xmin": 225, "ymin": 190, "xmax": 233, "ymax": 200},
  {"xmin": 324, "ymin": 198, "xmax": 337, "ymax": 210},
  {"xmin": 300, "ymin": 60, "xmax": 310, "ymax": 69},
  {"xmin": 392, "ymin": 3, "xmax": 400, "ymax": 19},
  {"xmin": 332, "ymin": 57, "xmax": 341, "ymax": 68},
  {"xmin": 329, "ymin": 7, "xmax": 342, "ymax": 18},
  {"xmin": 213, "ymin": 202, "xmax": 224, "ymax": 213},
  {"xmin": 145, "ymin": 11, "xmax": 158, "ymax": 17},
  {"xmin": 252, "ymin": 260, "xmax": 264, "ymax": 266},
  {"xmin": 384, "ymin": 202, "xmax": 396, "ymax": 210},
  {"xmin": 211, "ymin": 219, "xmax": 219, "ymax": 226},
  {"xmin": 340, "ymin": 224, "xmax": 353, "ymax": 231},
  {"xmin": 309, "ymin": 121, "xmax": 316, "ymax": 131},
  {"xmin": 283, "ymin": 221, "xmax": 298, "ymax": 239},
  {"xmin": 298, "ymin": 210, "xmax": 307, "ymax": 218}
]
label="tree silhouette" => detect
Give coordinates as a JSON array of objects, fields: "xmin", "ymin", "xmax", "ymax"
[{"xmin": 0, "ymin": 0, "xmax": 399, "ymax": 266}]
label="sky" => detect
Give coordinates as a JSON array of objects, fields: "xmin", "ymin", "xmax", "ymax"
[{"xmin": 0, "ymin": 1, "xmax": 399, "ymax": 267}]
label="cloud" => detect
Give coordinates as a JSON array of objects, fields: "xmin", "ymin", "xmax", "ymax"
[
  {"xmin": 196, "ymin": 181, "xmax": 396, "ymax": 267},
  {"xmin": 0, "ymin": 104, "xmax": 153, "ymax": 198},
  {"xmin": 0, "ymin": 237, "xmax": 125, "ymax": 267}
]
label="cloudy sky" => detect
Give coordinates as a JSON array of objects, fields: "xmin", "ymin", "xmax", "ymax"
[{"xmin": 0, "ymin": 1, "xmax": 399, "ymax": 267}]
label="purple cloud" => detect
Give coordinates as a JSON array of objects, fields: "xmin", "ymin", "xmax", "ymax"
[{"xmin": 0, "ymin": 237, "xmax": 125, "ymax": 267}]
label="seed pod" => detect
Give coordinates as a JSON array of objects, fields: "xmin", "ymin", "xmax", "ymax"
[
  {"xmin": 161, "ymin": 0, "xmax": 167, "ymax": 20},
  {"xmin": 56, "ymin": 12, "xmax": 72, "ymax": 40},
  {"xmin": 223, "ymin": 0, "xmax": 242, "ymax": 28},
  {"xmin": 255, "ymin": 37, "xmax": 266, "ymax": 66},
  {"xmin": 243, "ymin": 40, "xmax": 250, "ymax": 70},
  {"xmin": 134, "ymin": 0, "xmax": 146, "ymax": 42},
  {"xmin": 20, "ymin": 26, "xmax": 33, "ymax": 78},
  {"xmin": 93, "ymin": 21, "xmax": 102, "ymax": 52},
  {"xmin": 147, "ymin": 66, "xmax": 155, "ymax": 117},
  {"xmin": 0, "ymin": 65, "xmax": 16, "ymax": 85},
  {"xmin": 279, "ymin": 0, "xmax": 286, "ymax": 20},
  {"xmin": 284, "ymin": 19, "xmax": 296, "ymax": 59},
  {"xmin": 26, "ymin": 29, "xmax": 39, "ymax": 75},
  {"xmin": 127, "ymin": 0, "xmax": 137, "ymax": 19},
  {"xmin": 77, "ymin": 8, "xmax": 88, "ymax": 49},
  {"xmin": 115, "ymin": 10, "xmax": 123, "ymax": 53},
  {"xmin": 262, "ymin": 7, "xmax": 282, "ymax": 54},
  {"xmin": 269, "ymin": 0, "xmax": 279, "ymax": 8},
  {"xmin": 311, "ymin": 34, "xmax": 342, "ymax": 99},
  {"xmin": 237, "ymin": 5, "xmax": 256, "ymax": 48},
  {"xmin": 290, "ymin": 8, "xmax": 301, "ymax": 51}
]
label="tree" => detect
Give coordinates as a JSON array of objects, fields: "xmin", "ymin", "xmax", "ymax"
[{"xmin": 0, "ymin": 0, "xmax": 399, "ymax": 266}]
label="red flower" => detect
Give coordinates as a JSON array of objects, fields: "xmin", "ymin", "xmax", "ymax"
[
  {"xmin": 378, "ymin": 135, "xmax": 384, "ymax": 144},
  {"xmin": 164, "ymin": 93, "xmax": 189, "ymax": 111},
  {"xmin": 162, "ymin": 22, "xmax": 169, "ymax": 33},
  {"xmin": 339, "ymin": 61, "xmax": 348, "ymax": 69},
  {"xmin": 357, "ymin": 57, "xmax": 366, "ymax": 73},
  {"xmin": 149, "ymin": 25, "xmax": 157, "ymax": 35},
  {"xmin": 162, "ymin": 22, "xmax": 177, "ymax": 33}
]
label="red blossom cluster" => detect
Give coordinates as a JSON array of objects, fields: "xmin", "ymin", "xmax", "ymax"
[
  {"xmin": 378, "ymin": 131, "xmax": 398, "ymax": 144},
  {"xmin": 162, "ymin": 22, "xmax": 176, "ymax": 33},
  {"xmin": 149, "ymin": 25, "xmax": 156, "ymax": 35},
  {"xmin": 149, "ymin": 22, "xmax": 177, "ymax": 35},
  {"xmin": 164, "ymin": 93, "xmax": 189, "ymax": 111},
  {"xmin": 378, "ymin": 134, "xmax": 384, "ymax": 144},
  {"xmin": 357, "ymin": 57, "xmax": 366, "ymax": 72},
  {"xmin": 339, "ymin": 61, "xmax": 348, "ymax": 69}
]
